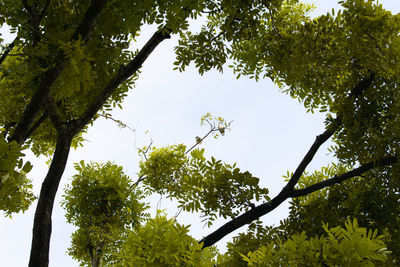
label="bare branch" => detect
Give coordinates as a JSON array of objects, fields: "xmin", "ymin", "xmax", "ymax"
[
  {"xmin": 290, "ymin": 155, "xmax": 398, "ymax": 197},
  {"xmin": 285, "ymin": 128, "xmax": 335, "ymax": 191},
  {"xmin": 73, "ymin": 28, "xmax": 171, "ymax": 134},
  {"xmin": 0, "ymin": 37, "xmax": 18, "ymax": 66},
  {"xmin": 99, "ymin": 113, "xmax": 136, "ymax": 132},
  {"xmin": 141, "ymin": 139, "xmax": 153, "ymax": 161},
  {"xmin": 185, "ymin": 128, "xmax": 214, "ymax": 155},
  {"xmin": 210, "ymin": 30, "xmax": 226, "ymax": 43},
  {"xmin": 199, "ymin": 126, "xmax": 335, "ymax": 248},
  {"xmin": 185, "ymin": 120, "xmax": 232, "ymax": 155},
  {"xmin": 200, "ymin": 76, "xmax": 375, "ymax": 248}
]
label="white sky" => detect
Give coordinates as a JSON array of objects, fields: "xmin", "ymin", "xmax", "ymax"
[{"xmin": 0, "ymin": 1, "xmax": 399, "ymax": 266}]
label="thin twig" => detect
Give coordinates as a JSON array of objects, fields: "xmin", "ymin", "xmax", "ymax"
[
  {"xmin": 6, "ymin": 13, "xmax": 47, "ymax": 40},
  {"xmin": 99, "ymin": 114, "xmax": 136, "ymax": 132},
  {"xmin": 210, "ymin": 30, "xmax": 226, "ymax": 43}
]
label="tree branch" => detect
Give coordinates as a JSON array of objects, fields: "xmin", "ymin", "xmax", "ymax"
[
  {"xmin": 200, "ymin": 127, "xmax": 334, "ymax": 247},
  {"xmin": 24, "ymin": 112, "xmax": 48, "ymax": 140},
  {"xmin": 22, "ymin": 0, "xmax": 42, "ymax": 45},
  {"xmin": 22, "ymin": 0, "xmax": 36, "ymax": 17},
  {"xmin": 200, "ymin": 76, "xmax": 375, "ymax": 248},
  {"xmin": 38, "ymin": 0, "xmax": 51, "ymax": 21},
  {"xmin": 71, "ymin": 0, "xmax": 108, "ymax": 42},
  {"xmin": 9, "ymin": 0, "xmax": 107, "ymax": 144},
  {"xmin": 290, "ymin": 155, "xmax": 398, "ymax": 198},
  {"xmin": 28, "ymin": 130, "xmax": 74, "ymax": 267},
  {"xmin": 44, "ymin": 94, "xmax": 65, "ymax": 130},
  {"xmin": 0, "ymin": 37, "xmax": 18, "ymax": 66},
  {"xmin": 73, "ymin": 28, "xmax": 171, "ymax": 134}
]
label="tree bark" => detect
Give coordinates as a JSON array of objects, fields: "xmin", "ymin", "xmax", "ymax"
[{"xmin": 28, "ymin": 130, "xmax": 73, "ymax": 267}]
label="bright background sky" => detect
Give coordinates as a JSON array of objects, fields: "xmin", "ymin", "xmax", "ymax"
[{"xmin": 0, "ymin": 1, "xmax": 399, "ymax": 266}]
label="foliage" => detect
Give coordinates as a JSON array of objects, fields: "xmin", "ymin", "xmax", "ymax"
[
  {"xmin": 241, "ymin": 219, "xmax": 390, "ymax": 266},
  {"xmin": 218, "ymin": 220, "xmax": 284, "ymax": 266},
  {"xmin": 0, "ymin": 132, "xmax": 34, "ymax": 216},
  {"xmin": 282, "ymin": 164, "xmax": 400, "ymax": 263},
  {"xmin": 139, "ymin": 145, "xmax": 269, "ymax": 226},
  {"xmin": 229, "ymin": 0, "xmax": 400, "ymax": 166},
  {"xmin": 0, "ymin": 0, "xmax": 399, "ymax": 266},
  {"xmin": 62, "ymin": 161, "xmax": 148, "ymax": 266},
  {"xmin": 116, "ymin": 212, "xmax": 217, "ymax": 267}
]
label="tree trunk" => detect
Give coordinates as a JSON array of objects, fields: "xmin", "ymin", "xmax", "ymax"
[{"xmin": 28, "ymin": 131, "xmax": 73, "ymax": 267}]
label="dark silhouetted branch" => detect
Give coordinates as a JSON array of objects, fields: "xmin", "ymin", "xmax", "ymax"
[
  {"xmin": 73, "ymin": 28, "xmax": 171, "ymax": 134},
  {"xmin": 28, "ymin": 130, "xmax": 74, "ymax": 267},
  {"xmin": 290, "ymin": 155, "xmax": 398, "ymax": 197},
  {"xmin": 200, "ymin": 76, "xmax": 375, "ymax": 248},
  {"xmin": 0, "ymin": 37, "xmax": 17, "ymax": 66}
]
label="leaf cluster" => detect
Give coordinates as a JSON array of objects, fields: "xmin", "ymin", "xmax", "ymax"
[
  {"xmin": 116, "ymin": 212, "xmax": 217, "ymax": 266},
  {"xmin": 242, "ymin": 219, "xmax": 390, "ymax": 266},
  {"xmin": 62, "ymin": 161, "xmax": 148, "ymax": 266},
  {"xmin": 139, "ymin": 145, "xmax": 269, "ymax": 226},
  {"xmin": 283, "ymin": 163, "xmax": 400, "ymax": 263},
  {"xmin": 0, "ymin": 132, "xmax": 34, "ymax": 216}
]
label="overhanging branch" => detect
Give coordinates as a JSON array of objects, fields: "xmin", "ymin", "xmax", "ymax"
[
  {"xmin": 290, "ymin": 155, "xmax": 398, "ymax": 197},
  {"xmin": 200, "ymin": 127, "xmax": 335, "ymax": 248},
  {"xmin": 73, "ymin": 28, "xmax": 171, "ymax": 133},
  {"xmin": 200, "ymin": 76, "xmax": 375, "ymax": 248}
]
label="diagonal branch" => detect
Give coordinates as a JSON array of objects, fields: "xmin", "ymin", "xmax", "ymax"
[
  {"xmin": 38, "ymin": 0, "xmax": 52, "ymax": 21},
  {"xmin": 284, "ymin": 128, "xmax": 334, "ymax": 191},
  {"xmin": 24, "ymin": 112, "xmax": 48, "ymax": 139},
  {"xmin": 22, "ymin": 0, "xmax": 41, "ymax": 45},
  {"xmin": 200, "ymin": 76, "xmax": 375, "ymax": 248},
  {"xmin": 44, "ymin": 94, "xmax": 65, "ymax": 131},
  {"xmin": 9, "ymin": 0, "xmax": 107, "ymax": 144},
  {"xmin": 72, "ymin": 29, "xmax": 171, "ymax": 134},
  {"xmin": 0, "ymin": 37, "xmax": 18, "ymax": 66},
  {"xmin": 290, "ymin": 155, "xmax": 398, "ymax": 197},
  {"xmin": 200, "ymin": 127, "xmax": 334, "ymax": 247}
]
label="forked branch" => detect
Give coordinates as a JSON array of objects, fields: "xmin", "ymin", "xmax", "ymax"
[
  {"xmin": 9, "ymin": 0, "xmax": 107, "ymax": 144},
  {"xmin": 290, "ymin": 155, "xmax": 398, "ymax": 197},
  {"xmin": 200, "ymin": 76, "xmax": 375, "ymax": 248}
]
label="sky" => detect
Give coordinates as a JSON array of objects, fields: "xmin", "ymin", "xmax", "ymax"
[{"xmin": 0, "ymin": 1, "xmax": 399, "ymax": 266}]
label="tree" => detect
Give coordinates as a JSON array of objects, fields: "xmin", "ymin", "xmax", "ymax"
[
  {"xmin": 0, "ymin": 0, "xmax": 399, "ymax": 266},
  {"xmin": 62, "ymin": 159, "xmax": 390, "ymax": 266},
  {"xmin": 62, "ymin": 161, "xmax": 148, "ymax": 266}
]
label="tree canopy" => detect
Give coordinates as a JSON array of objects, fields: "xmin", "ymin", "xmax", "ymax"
[{"xmin": 0, "ymin": 0, "xmax": 399, "ymax": 266}]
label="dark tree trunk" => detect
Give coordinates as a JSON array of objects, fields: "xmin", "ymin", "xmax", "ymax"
[{"xmin": 28, "ymin": 131, "xmax": 73, "ymax": 267}]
